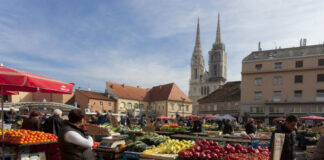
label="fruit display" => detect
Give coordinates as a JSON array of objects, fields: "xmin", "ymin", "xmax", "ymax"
[
  {"xmin": 92, "ymin": 141, "xmax": 100, "ymax": 149},
  {"xmin": 161, "ymin": 125, "xmax": 187, "ymax": 133},
  {"xmin": 222, "ymin": 153, "xmax": 269, "ymax": 160},
  {"xmin": 178, "ymin": 139, "xmax": 270, "ymax": 160},
  {"xmin": 0, "ymin": 129, "xmax": 14, "ymax": 141},
  {"xmin": 4, "ymin": 130, "xmax": 57, "ymax": 144},
  {"xmin": 143, "ymin": 139, "xmax": 195, "ymax": 154}
]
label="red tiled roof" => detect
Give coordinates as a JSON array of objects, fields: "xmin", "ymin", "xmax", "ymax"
[
  {"xmin": 77, "ymin": 90, "xmax": 115, "ymax": 101},
  {"xmin": 106, "ymin": 82, "xmax": 149, "ymax": 101},
  {"xmin": 198, "ymin": 81, "xmax": 241, "ymax": 103},
  {"xmin": 149, "ymin": 83, "xmax": 192, "ymax": 102},
  {"xmin": 106, "ymin": 82, "xmax": 192, "ymax": 103}
]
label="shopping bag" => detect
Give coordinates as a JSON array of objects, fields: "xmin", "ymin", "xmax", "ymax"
[{"xmin": 270, "ymin": 133, "xmax": 285, "ymax": 160}]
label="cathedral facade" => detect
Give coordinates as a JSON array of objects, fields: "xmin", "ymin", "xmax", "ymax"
[{"xmin": 189, "ymin": 13, "xmax": 227, "ymax": 114}]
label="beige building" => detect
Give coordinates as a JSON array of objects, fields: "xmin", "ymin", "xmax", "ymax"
[
  {"xmin": 241, "ymin": 42, "xmax": 324, "ymax": 124},
  {"xmin": 106, "ymin": 82, "xmax": 192, "ymax": 118},
  {"xmin": 8, "ymin": 92, "xmax": 74, "ymax": 104},
  {"xmin": 198, "ymin": 81, "xmax": 240, "ymax": 118}
]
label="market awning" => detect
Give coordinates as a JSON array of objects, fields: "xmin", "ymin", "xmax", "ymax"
[{"xmin": 299, "ymin": 115, "xmax": 324, "ymax": 121}]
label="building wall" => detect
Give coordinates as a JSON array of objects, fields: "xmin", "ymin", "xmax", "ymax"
[
  {"xmin": 52, "ymin": 93, "xmax": 74, "ymax": 103},
  {"xmin": 117, "ymin": 98, "xmax": 149, "ymax": 114},
  {"xmin": 75, "ymin": 91, "xmax": 89, "ymax": 110},
  {"xmin": 241, "ymin": 53, "xmax": 324, "ymax": 123},
  {"xmin": 9, "ymin": 92, "xmax": 33, "ymax": 102},
  {"xmin": 167, "ymin": 101, "xmax": 192, "ymax": 118},
  {"xmin": 199, "ymin": 101, "xmax": 240, "ymax": 117},
  {"xmin": 88, "ymin": 99, "xmax": 114, "ymax": 112},
  {"xmin": 150, "ymin": 101, "xmax": 167, "ymax": 116}
]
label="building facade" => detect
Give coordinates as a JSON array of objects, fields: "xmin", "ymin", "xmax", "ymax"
[
  {"xmin": 75, "ymin": 90, "xmax": 116, "ymax": 113},
  {"xmin": 241, "ymin": 42, "xmax": 324, "ymax": 124},
  {"xmin": 189, "ymin": 13, "xmax": 227, "ymax": 115},
  {"xmin": 106, "ymin": 82, "xmax": 192, "ymax": 118},
  {"xmin": 198, "ymin": 81, "xmax": 240, "ymax": 118}
]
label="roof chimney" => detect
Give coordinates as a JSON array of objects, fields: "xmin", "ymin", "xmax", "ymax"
[
  {"xmin": 122, "ymin": 84, "xmax": 125, "ymax": 87},
  {"xmin": 137, "ymin": 86, "xmax": 140, "ymax": 88},
  {"xmin": 258, "ymin": 41, "xmax": 262, "ymax": 51}
]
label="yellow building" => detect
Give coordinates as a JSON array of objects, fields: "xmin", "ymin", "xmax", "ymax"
[
  {"xmin": 241, "ymin": 43, "xmax": 324, "ymax": 124},
  {"xmin": 106, "ymin": 82, "xmax": 192, "ymax": 118}
]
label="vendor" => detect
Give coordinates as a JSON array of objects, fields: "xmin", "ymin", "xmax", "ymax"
[
  {"xmin": 58, "ymin": 109, "xmax": 95, "ymax": 160},
  {"xmin": 21, "ymin": 110, "xmax": 41, "ymax": 131},
  {"xmin": 93, "ymin": 111, "xmax": 107, "ymax": 125},
  {"xmin": 4, "ymin": 107, "xmax": 18, "ymax": 123}
]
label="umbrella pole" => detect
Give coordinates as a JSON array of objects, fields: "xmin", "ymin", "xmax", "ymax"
[{"xmin": 1, "ymin": 86, "xmax": 4, "ymax": 160}]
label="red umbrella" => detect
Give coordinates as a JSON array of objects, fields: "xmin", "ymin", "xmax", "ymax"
[
  {"xmin": 156, "ymin": 116, "xmax": 168, "ymax": 120},
  {"xmin": 273, "ymin": 117, "xmax": 286, "ymax": 121},
  {"xmin": 299, "ymin": 115, "xmax": 324, "ymax": 121},
  {"xmin": 0, "ymin": 65, "xmax": 74, "ymax": 155},
  {"xmin": 186, "ymin": 115, "xmax": 201, "ymax": 119},
  {"xmin": 205, "ymin": 116, "xmax": 218, "ymax": 119}
]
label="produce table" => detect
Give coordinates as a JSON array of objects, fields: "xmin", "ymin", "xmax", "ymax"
[
  {"xmin": 170, "ymin": 134, "xmax": 251, "ymax": 144},
  {"xmin": 155, "ymin": 131, "xmax": 176, "ymax": 136},
  {"xmin": 93, "ymin": 148, "xmax": 124, "ymax": 160},
  {"xmin": 2, "ymin": 141, "xmax": 58, "ymax": 159},
  {"xmin": 140, "ymin": 153, "xmax": 178, "ymax": 160}
]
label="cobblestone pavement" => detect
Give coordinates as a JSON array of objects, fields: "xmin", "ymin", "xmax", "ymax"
[{"xmin": 296, "ymin": 146, "xmax": 307, "ymax": 160}]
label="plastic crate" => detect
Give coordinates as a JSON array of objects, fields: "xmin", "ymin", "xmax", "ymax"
[
  {"xmin": 122, "ymin": 151, "xmax": 140, "ymax": 160},
  {"xmin": 251, "ymin": 140, "xmax": 270, "ymax": 148}
]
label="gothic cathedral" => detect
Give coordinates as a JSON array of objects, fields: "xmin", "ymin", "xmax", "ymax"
[{"xmin": 189, "ymin": 13, "xmax": 227, "ymax": 114}]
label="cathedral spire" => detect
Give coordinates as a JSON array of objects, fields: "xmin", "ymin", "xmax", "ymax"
[
  {"xmin": 193, "ymin": 17, "xmax": 202, "ymax": 55},
  {"xmin": 216, "ymin": 12, "xmax": 221, "ymax": 44}
]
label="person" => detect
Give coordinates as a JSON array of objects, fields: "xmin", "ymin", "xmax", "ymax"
[
  {"xmin": 193, "ymin": 117, "xmax": 202, "ymax": 132},
  {"xmin": 187, "ymin": 119, "xmax": 192, "ymax": 127},
  {"xmin": 58, "ymin": 109, "xmax": 95, "ymax": 160},
  {"xmin": 4, "ymin": 107, "xmax": 18, "ymax": 123},
  {"xmin": 270, "ymin": 115, "xmax": 297, "ymax": 160},
  {"xmin": 42, "ymin": 113, "xmax": 48, "ymax": 124},
  {"xmin": 94, "ymin": 111, "xmax": 107, "ymax": 125},
  {"xmin": 120, "ymin": 116, "xmax": 126, "ymax": 126},
  {"xmin": 126, "ymin": 116, "xmax": 131, "ymax": 127},
  {"xmin": 217, "ymin": 120, "xmax": 223, "ymax": 131},
  {"xmin": 245, "ymin": 118, "xmax": 256, "ymax": 134},
  {"xmin": 43, "ymin": 109, "xmax": 63, "ymax": 136},
  {"xmin": 21, "ymin": 110, "xmax": 41, "ymax": 131},
  {"xmin": 223, "ymin": 119, "xmax": 233, "ymax": 134}
]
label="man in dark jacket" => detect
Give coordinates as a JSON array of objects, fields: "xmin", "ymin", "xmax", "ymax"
[
  {"xmin": 59, "ymin": 109, "xmax": 95, "ymax": 160},
  {"xmin": 223, "ymin": 119, "xmax": 233, "ymax": 134},
  {"xmin": 43, "ymin": 109, "xmax": 63, "ymax": 136},
  {"xmin": 4, "ymin": 108, "xmax": 18, "ymax": 123},
  {"xmin": 21, "ymin": 110, "xmax": 41, "ymax": 131},
  {"xmin": 245, "ymin": 118, "xmax": 256, "ymax": 134},
  {"xmin": 270, "ymin": 115, "xmax": 297, "ymax": 160}
]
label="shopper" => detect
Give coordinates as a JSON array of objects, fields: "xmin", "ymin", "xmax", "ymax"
[
  {"xmin": 223, "ymin": 119, "xmax": 233, "ymax": 134},
  {"xmin": 21, "ymin": 110, "xmax": 41, "ymax": 131},
  {"xmin": 43, "ymin": 109, "xmax": 63, "ymax": 136},
  {"xmin": 312, "ymin": 134, "xmax": 324, "ymax": 160},
  {"xmin": 270, "ymin": 115, "xmax": 298, "ymax": 160},
  {"xmin": 4, "ymin": 107, "xmax": 18, "ymax": 123},
  {"xmin": 58, "ymin": 109, "xmax": 95, "ymax": 160},
  {"xmin": 245, "ymin": 118, "xmax": 256, "ymax": 134},
  {"xmin": 95, "ymin": 111, "xmax": 107, "ymax": 125}
]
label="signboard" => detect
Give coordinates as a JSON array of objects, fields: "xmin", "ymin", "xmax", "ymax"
[
  {"xmin": 21, "ymin": 152, "xmax": 46, "ymax": 160},
  {"xmin": 270, "ymin": 133, "xmax": 285, "ymax": 160}
]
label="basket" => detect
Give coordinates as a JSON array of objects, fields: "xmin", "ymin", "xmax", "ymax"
[{"xmin": 251, "ymin": 140, "xmax": 270, "ymax": 148}]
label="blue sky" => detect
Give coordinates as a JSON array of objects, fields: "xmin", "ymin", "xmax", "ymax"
[{"xmin": 1, "ymin": 0, "xmax": 324, "ymax": 95}]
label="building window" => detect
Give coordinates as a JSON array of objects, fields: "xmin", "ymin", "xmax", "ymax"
[
  {"xmin": 296, "ymin": 61, "xmax": 303, "ymax": 68},
  {"xmin": 134, "ymin": 103, "xmax": 138, "ymax": 109},
  {"xmin": 214, "ymin": 104, "xmax": 217, "ymax": 111},
  {"xmin": 254, "ymin": 91, "xmax": 262, "ymax": 99},
  {"xmin": 162, "ymin": 105, "xmax": 164, "ymax": 110},
  {"xmin": 127, "ymin": 103, "xmax": 132, "ymax": 109},
  {"xmin": 120, "ymin": 102, "xmax": 125, "ymax": 108},
  {"xmin": 290, "ymin": 106, "xmax": 307, "ymax": 113},
  {"xmin": 108, "ymin": 102, "xmax": 112, "ymax": 106},
  {"xmin": 273, "ymin": 91, "xmax": 281, "ymax": 101},
  {"xmin": 214, "ymin": 65, "xmax": 218, "ymax": 75},
  {"xmin": 311, "ymin": 106, "xmax": 323, "ymax": 113},
  {"xmin": 255, "ymin": 64, "xmax": 262, "ymax": 71},
  {"xmin": 274, "ymin": 62, "xmax": 282, "ymax": 69},
  {"xmin": 208, "ymin": 105, "xmax": 211, "ymax": 111},
  {"xmin": 294, "ymin": 90, "xmax": 302, "ymax": 98},
  {"xmin": 158, "ymin": 105, "xmax": 160, "ymax": 110},
  {"xmin": 255, "ymin": 78, "xmax": 262, "ymax": 86},
  {"xmin": 100, "ymin": 101, "xmax": 103, "ymax": 106},
  {"xmin": 140, "ymin": 104, "xmax": 144, "ymax": 109},
  {"xmin": 274, "ymin": 76, "xmax": 282, "ymax": 85},
  {"xmin": 250, "ymin": 106, "xmax": 264, "ymax": 113},
  {"xmin": 207, "ymin": 86, "xmax": 210, "ymax": 95},
  {"xmin": 201, "ymin": 87, "xmax": 203, "ymax": 95},
  {"xmin": 178, "ymin": 104, "xmax": 181, "ymax": 111},
  {"xmin": 270, "ymin": 106, "xmax": 283, "ymax": 113},
  {"xmin": 194, "ymin": 69, "xmax": 198, "ymax": 79},
  {"xmin": 186, "ymin": 105, "xmax": 189, "ymax": 111},
  {"xmin": 153, "ymin": 104, "xmax": 156, "ymax": 110},
  {"xmin": 171, "ymin": 104, "xmax": 174, "ymax": 111},
  {"xmin": 317, "ymin": 90, "xmax": 324, "ymax": 98},
  {"xmin": 317, "ymin": 74, "xmax": 324, "ymax": 82},
  {"xmin": 318, "ymin": 59, "xmax": 324, "ymax": 66},
  {"xmin": 295, "ymin": 75, "xmax": 303, "ymax": 83}
]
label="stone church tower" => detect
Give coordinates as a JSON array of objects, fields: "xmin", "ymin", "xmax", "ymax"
[{"xmin": 189, "ymin": 13, "xmax": 227, "ymax": 114}]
